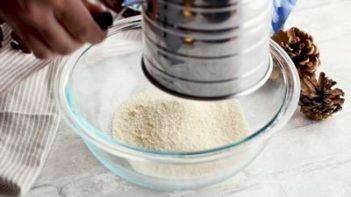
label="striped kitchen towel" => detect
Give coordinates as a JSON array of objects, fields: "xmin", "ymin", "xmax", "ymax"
[{"xmin": 0, "ymin": 24, "xmax": 62, "ymax": 196}]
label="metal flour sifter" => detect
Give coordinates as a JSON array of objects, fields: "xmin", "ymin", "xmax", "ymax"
[{"xmin": 117, "ymin": 0, "xmax": 296, "ymax": 100}]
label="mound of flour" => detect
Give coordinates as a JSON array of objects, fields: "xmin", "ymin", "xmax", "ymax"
[{"xmin": 112, "ymin": 90, "xmax": 249, "ymax": 152}]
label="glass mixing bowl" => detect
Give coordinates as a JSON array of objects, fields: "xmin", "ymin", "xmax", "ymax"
[{"xmin": 54, "ymin": 16, "xmax": 300, "ymax": 191}]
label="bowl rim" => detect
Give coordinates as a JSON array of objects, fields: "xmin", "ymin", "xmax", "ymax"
[{"xmin": 54, "ymin": 16, "xmax": 300, "ymax": 163}]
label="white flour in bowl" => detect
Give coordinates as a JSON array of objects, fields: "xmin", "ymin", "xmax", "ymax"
[
  {"xmin": 111, "ymin": 90, "xmax": 251, "ymax": 179},
  {"xmin": 112, "ymin": 90, "xmax": 249, "ymax": 152}
]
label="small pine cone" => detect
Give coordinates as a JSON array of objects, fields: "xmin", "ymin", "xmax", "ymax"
[
  {"xmin": 272, "ymin": 27, "xmax": 320, "ymax": 77},
  {"xmin": 299, "ymin": 72, "xmax": 345, "ymax": 120}
]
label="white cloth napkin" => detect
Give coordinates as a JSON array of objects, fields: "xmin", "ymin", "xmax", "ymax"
[{"xmin": 0, "ymin": 24, "xmax": 62, "ymax": 196}]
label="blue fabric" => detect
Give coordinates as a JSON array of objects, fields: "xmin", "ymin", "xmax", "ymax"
[
  {"xmin": 122, "ymin": 0, "xmax": 141, "ymax": 10},
  {"xmin": 272, "ymin": 0, "xmax": 297, "ymax": 32}
]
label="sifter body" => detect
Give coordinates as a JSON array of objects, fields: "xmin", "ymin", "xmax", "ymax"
[{"xmin": 141, "ymin": 0, "xmax": 273, "ymax": 100}]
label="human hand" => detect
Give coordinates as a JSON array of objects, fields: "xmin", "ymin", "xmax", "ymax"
[{"xmin": 0, "ymin": 0, "xmax": 108, "ymax": 59}]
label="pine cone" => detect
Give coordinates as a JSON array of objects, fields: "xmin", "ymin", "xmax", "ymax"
[
  {"xmin": 299, "ymin": 72, "xmax": 345, "ymax": 120},
  {"xmin": 272, "ymin": 27, "xmax": 320, "ymax": 77}
]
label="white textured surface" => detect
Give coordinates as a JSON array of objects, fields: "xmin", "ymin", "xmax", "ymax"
[{"xmin": 27, "ymin": 0, "xmax": 351, "ymax": 196}]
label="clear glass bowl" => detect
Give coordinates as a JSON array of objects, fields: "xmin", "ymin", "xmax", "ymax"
[{"xmin": 54, "ymin": 16, "xmax": 300, "ymax": 191}]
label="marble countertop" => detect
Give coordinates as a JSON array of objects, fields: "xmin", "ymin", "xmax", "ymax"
[{"xmin": 27, "ymin": 0, "xmax": 351, "ymax": 196}]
